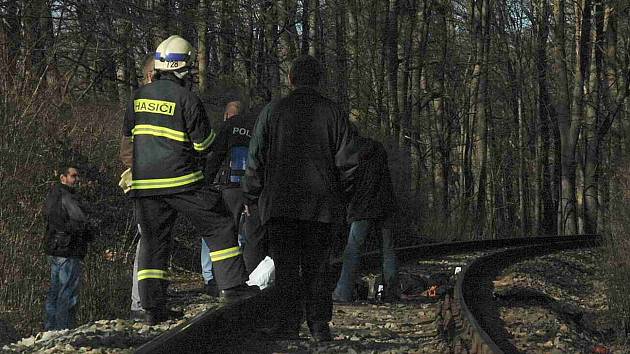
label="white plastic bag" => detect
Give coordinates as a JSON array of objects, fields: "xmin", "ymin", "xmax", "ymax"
[{"xmin": 246, "ymin": 256, "xmax": 275, "ymax": 290}]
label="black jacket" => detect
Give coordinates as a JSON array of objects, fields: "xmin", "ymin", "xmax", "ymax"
[
  {"xmin": 345, "ymin": 137, "xmax": 397, "ymax": 223},
  {"xmin": 242, "ymin": 86, "xmax": 358, "ymax": 225},
  {"xmin": 122, "ymin": 74, "xmax": 215, "ymax": 197},
  {"xmin": 44, "ymin": 183, "xmax": 93, "ymax": 258},
  {"xmin": 206, "ymin": 113, "xmax": 257, "ymax": 186}
]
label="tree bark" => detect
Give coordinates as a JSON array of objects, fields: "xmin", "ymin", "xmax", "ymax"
[
  {"xmin": 467, "ymin": 0, "xmax": 491, "ymax": 238},
  {"xmin": 219, "ymin": 0, "xmax": 236, "ymax": 75},
  {"xmin": 0, "ymin": 0, "xmax": 20, "ymax": 74},
  {"xmin": 333, "ymin": 0, "xmax": 349, "ymax": 111},
  {"xmin": 386, "ymin": 0, "xmax": 399, "ymax": 139},
  {"xmin": 301, "ymin": 0, "xmax": 311, "ymax": 55},
  {"xmin": 197, "ymin": 0, "xmax": 209, "ymax": 95},
  {"xmin": 583, "ymin": 0, "xmax": 603, "ymax": 234},
  {"xmin": 535, "ymin": 0, "xmax": 555, "ymax": 235},
  {"xmin": 551, "ymin": 0, "xmax": 584, "ymax": 235}
]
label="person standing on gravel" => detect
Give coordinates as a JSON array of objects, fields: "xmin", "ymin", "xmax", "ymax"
[
  {"xmin": 205, "ymin": 101, "xmax": 266, "ymax": 276},
  {"xmin": 243, "ymin": 55, "xmax": 358, "ymax": 341},
  {"xmin": 122, "ymin": 35, "xmax": 258, "ymax": 325},
  {"xmin": 333, "ymin": 136, "xmax": 399, "ymax": 303},
  {"xmin": 44, "ymin": 166, "xmax": 94, "ymax": 330}
]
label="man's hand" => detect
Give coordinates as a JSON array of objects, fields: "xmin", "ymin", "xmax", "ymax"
[
  {"xmin": 243, "ymin": 204, "xmax": 250, "ymax": 217},
  {"xmin": 118, "ymin": 168, "xmax": 132, "ymax": 193}
]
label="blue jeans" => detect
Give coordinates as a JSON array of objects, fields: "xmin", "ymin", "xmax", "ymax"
[
  {"xmin": 333, "ymin": 219, "xmax": 397, "ymax": 301},
  {"xmin": 45, "ymin": 256, "xmax": 82, "ymax": 330},
  {"xmin": 200, "ymin": 238, "xmax": 214, "ymax": 283}
]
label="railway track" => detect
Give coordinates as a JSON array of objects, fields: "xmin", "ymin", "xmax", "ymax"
[
  {"xmin": 136, "ymin": 234, "xmax": 602, "ymax": 354},
  {"xmin": 440, "ymin": 234, "xmax": 602, "ymax": 354}
]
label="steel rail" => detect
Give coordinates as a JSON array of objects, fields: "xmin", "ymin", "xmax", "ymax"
[
  {"xmin": 446, "ymin": 234, "xmax": 602, "ymax": 354},
  {"xmin": 136, "ymin": 234, "xmax": 601, "ymax": 353}
]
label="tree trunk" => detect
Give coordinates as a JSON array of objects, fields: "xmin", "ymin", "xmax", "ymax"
[
  {"xmin": 334, "ymin": 0, "xmax": 349, "ymax": 111},
  {"xmin": 0, "ymin": 0, "xmax": 20, "ymax": 74},
  {"xmin": 265, "ymin": 1, "xmax": 281, "ymax": 98},
  {"xmin": 558, "ymin": 0, "xmax": 592, "ymax": 234},
  {"xmin": 467, "ymin": 0, "xmax": 491, "ymax": 238},
  {"xmin": 22, "ymin": 0, "xmax": 52, "ymax": 83},
  {"xmin": 282, "ymin": 0, "xmax": 299, "ymax": 62},
  {"xmin": 535, "ymin": 0, "xmax": 555, "ymax": 235},
  {"xmin": 433, "ymin": 0, "xmax": 451, "ymax": 221},
  {"xmin": 301, "ymin": 0, "xmax": 311, "ymax": 55},
  {"xmin": 220, "ymin": 0, "xmax": 236, "ymax": 75},
  {"xmin": 398, "ymin": 0, "xmax": 418, "ymax": 195},
  {"xmin": 114, "ymin": 7, "xmax": 134, "ymax": 103},
  {"xmin": 197, "ymin": 0, "xmax": 209, "ymax": 95},
  {"xmin": 386, "ymin": 0, "xmax": 399, "ymax": 139},
  {"xmin": 583, "ymin": 0, "xmax": 603, "ymax": 234}
]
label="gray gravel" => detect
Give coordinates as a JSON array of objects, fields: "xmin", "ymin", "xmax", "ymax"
[{"xmin": 4, "ymin": 247, "xmax": 625, "ymax": 353}]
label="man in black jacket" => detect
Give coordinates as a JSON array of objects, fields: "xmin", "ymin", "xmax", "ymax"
[
  {"xmin": 243, "ymin": 55, "xmax": 358, "ymax": 341},
  {"xmin": 333, "ymin": 137, "xmax": 399, "ymax": 303},
  {"xmin": 44, "ymin": 166, "xmax": 93, "ymax": 330}
]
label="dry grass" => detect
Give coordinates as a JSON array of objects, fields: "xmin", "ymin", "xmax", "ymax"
[{"xmin": 0, "ymin": 80, "xmax": 136, "ymax": 337}]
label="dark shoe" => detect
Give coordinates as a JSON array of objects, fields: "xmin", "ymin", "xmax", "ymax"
[
  {"xmin": 381, "ymin": 289, "xmax": 400, "ymax": 303},
  {"xmin": 129, "ymin": 309, "xmax": 147, "ymax": 321},
  {"xmin": 220, "ymin": 284, "xmax": 260, "ymax": 303},
  {"xmin": 332, "ymin": 293, "xmax": 352, "ymax": 303},
  {"xmin": 205, "ymin": 279, "xmax": 220, "ymax": 297},
  {"xmin": 145, "ymin": 308, "xmax": 183, "ymax": 325},
  {"xmin": 309, "ymin": 322, "xmax": 332, "ymax": 342}
]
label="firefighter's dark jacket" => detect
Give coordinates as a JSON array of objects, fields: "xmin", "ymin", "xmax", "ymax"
[
  {"xmin": 344, "ymin": 137, "xmax": 397, "ymax": 223},
  {"xmin": 44, "ymin": 183, "xmax": 93, "ymax": 258},
  {"xmin": 123, "ymin": 74, "xmax": 215, "ymax": 197},
  {"xmin": 242, "ymin": 86, "xmax": 359, "ymax": 225},
  {"xmin": 205, "ymin": 113, "xmax": 256, "ymax": 184}
]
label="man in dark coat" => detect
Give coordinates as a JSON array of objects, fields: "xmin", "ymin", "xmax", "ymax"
[
  {"xmin": 243, "ymin": 55, "xmax": 358, "ymax": 341},
  {"xmin": 333, "ymin": 137, "xmax": 399, "ymax": 303},
  {"xmin": 44, "ymin": 166, "xmax": 93, "ymax": 330}
]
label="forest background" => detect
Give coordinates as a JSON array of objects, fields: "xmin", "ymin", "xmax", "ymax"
[{"xmin": 1, "ymin": 0, "xmax": 629, "ymax": 341}]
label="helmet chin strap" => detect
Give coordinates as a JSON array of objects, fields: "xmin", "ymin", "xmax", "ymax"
[{"xmin": 173, "ymin": 69, "xmax": 189, "ymax": 79}]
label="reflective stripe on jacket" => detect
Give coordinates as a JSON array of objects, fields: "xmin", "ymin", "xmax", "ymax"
[{"xmin": 123, "ymin": 75, "xmax": 215, "ymax": 197}]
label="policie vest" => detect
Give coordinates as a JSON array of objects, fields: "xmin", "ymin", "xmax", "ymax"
[{"xmin": 207, "ymin": 113, "xmax": 256, "ymax": 186}]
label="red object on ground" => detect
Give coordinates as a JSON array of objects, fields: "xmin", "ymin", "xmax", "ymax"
[
  {"xmin": 427, "ymin": 285, "xmax": 438, "ymax": 298},
  {"xmin": 592, "ymin": 345, "xmax": 609, "ymax": 354}
]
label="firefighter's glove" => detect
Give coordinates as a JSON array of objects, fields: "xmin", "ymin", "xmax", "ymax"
[{"xmin": 118, "ymin": 168, "xmax": 132, "ymax": 194}]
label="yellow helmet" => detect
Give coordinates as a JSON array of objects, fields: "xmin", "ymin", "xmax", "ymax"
[{"xmin": 154, "ymin": 35, "xmax": 196, "ymax": 73}]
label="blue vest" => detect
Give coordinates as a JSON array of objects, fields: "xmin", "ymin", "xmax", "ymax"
[{"xmin": 229, "ymin": 146, "xmax": 248, "ymax": 184}]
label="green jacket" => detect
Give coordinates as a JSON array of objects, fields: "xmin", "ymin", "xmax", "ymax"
[{"xmin": 242, "ymin": 86, "xmax": 359, "ymax": 225}]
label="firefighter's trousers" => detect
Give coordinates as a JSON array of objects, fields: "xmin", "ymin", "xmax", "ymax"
[
  {"xmin": 135, "ymin": 187, "xmax": 247, "ymax": 310},
  {"xmin": 220, "ymin": 187, "xmax": 267, "ymax": 274}
]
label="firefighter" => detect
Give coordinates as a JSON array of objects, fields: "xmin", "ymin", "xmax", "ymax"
[
  {"xmin": 205, "ymin": 101, "xmax": 266, "ymax": 274},
  {"xmin": 122, "ymin": 35, "xmax": 258, "ymax": 325}
]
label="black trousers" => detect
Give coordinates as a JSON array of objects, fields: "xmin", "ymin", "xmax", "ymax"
[
  {"xmin": 266, "ymin": 217, "xmax": 334, "ymax": 329},
  {"xmin": 136, "ymin": 188, "xmax": 247, "ymax": 310},
  {"xmin": 241, "ymin": 205, "xmax": 266, "ymax": 274},
  {"xmin": 221, "ymin": 188, "xmax": 267, "ymax": 274}
]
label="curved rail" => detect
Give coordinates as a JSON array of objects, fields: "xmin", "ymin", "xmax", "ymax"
[
  {"xmin": 136, "ymin": 234, "xmax": 601, "ymax": 353},
  {"xmin": 443, "ymin": 234, "xmax": 602, "ymax": 354}
]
